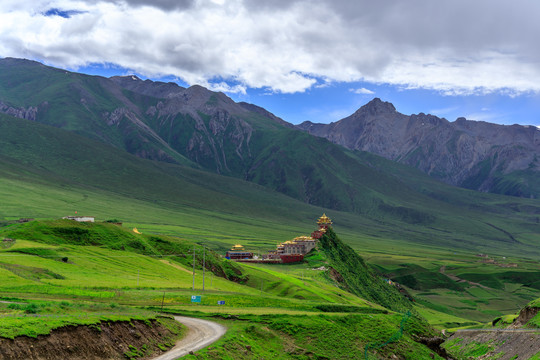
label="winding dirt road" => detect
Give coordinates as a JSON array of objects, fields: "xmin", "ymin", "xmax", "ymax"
[{"xmin": 152, "ymin": 316, "xmax": 227, "ymax": 360}]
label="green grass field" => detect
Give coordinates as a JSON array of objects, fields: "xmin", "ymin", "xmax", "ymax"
[{"xmin": 0, "ymin": 96, "xmax": 539, "ymax": 358}]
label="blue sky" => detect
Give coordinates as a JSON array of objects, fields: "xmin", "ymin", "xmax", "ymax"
[
  {"xmin": 231, "ymin": 81, "xmax": 540, "ymax": 126},
  {"xmin": 2, "ymin": 0, "xmax": 540, "ymax": 126}
]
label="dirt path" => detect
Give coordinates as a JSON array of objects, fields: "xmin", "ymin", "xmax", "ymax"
[
  {"xmin": 159, "ymin": 259, "xmax": 193, "ymax": 274},
  {"xmin": 439, "ymin": 265, "xmax": 490, "ymax": 289},
  {"xmin": 152, "ymin": 316, "xmax": 226, "ymax": 360}
]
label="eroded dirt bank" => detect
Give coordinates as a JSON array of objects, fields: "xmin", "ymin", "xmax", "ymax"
[{"xmin": 0, "ymin": 318, "xmax": 183, "ymax": 360}]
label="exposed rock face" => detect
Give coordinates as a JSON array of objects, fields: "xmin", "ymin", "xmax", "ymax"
[
  {"xmin": 0, "ymin": 319, "xmax": 180, "ymax": 360},
  {"xmin": 112, "ymin": 75, "xmax": 256, "ymax": 174},
  {"xmin": 512, "ymin": 305, "xmax": 540, "ymax": 327},
  {"xmin": 238, "ymin": 102, "xmax": 296, "ymax": 129},
  {"xmin": 298, "ymin": 98, "xmax": 540, "ymax": 197},
  {"xmin": 0, "ymin": 101, "xmax": 38, "ymax": 121}
]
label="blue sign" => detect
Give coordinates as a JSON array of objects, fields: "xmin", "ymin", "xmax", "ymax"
[
  {"xmin": 217, "ymin": 300, "xmax": 225, "ymax": 305},
  {"xmin": 191, "ymin": 295, "xmax": 201, "ymax": 303}
]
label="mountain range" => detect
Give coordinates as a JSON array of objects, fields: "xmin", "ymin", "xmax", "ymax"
[
  {"xmin": 2, "ymin": 58, "xmax": 538, "ymax": 202},
  {"xmin": 1, "ymin": 57, "xmax": 540, "ymax": 260},
  {"xmin": 298, "ymin": 98, "xmax": 540, "ymax": 198}
]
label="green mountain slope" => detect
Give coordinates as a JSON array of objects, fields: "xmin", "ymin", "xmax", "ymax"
[
  {"xmin": 4, "ymin": 57, "xmax": 538, "ymax": 228},
  {"xmin": 0, "ymin": 111, "xmax": 539, "ymax": 259},
  {"xmin": 0, "ymin": 58, "xmax": 193, "ymax": 165},
  {"xmin": 318, "ymin": 227, "xmax": 412, "ymax": 313},
  {"xmin": 0, "ymin": 223, "xmax": 448, "ymax": 359}
]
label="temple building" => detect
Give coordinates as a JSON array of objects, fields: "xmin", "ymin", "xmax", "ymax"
[
  {"xmin": 225, "ymin": 244, "xmax": 254, "ymax": 259},
  {"xmin": 282, "ymin": 236, "xmax": 317, "ymax": 255},
  {"xmin": 311, "ymin": 213, "xmax": 332, "ymax": 239},
  {"xmin": 227, "ymin": 214, "xmax": 333, "ymax": 264}
]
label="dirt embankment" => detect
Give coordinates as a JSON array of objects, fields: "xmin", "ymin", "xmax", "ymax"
[
  {"xmin": 447, "ymin": 329, "xmax": 540, "ymax": 360},
  {"xmin": 512, "ymin": 306, "xmax": 540, "ymax": 328},
  {"xmin": 0, "ymin": 318, "xmax": 182, "ymax": 360},
  {"xmin": 445, "ymin": 306, "xmax": 540, "ymax": 360}
]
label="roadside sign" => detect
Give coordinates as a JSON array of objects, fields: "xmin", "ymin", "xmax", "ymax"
[
  {"xmin": 217, "ymin": 300, "xmax": 225, "ymax": 305},
  {"xmin": 191, "ymin": 295, "xmax": 201, "ymax": 303}
]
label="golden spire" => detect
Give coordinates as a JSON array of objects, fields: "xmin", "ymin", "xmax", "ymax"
[{"xmin": 317, "ymin": 213, "xmax": 332, "ymax": 225}]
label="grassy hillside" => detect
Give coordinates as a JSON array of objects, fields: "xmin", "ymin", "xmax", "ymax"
[
  {"xmin": 2, "ymin": 58, "xmax": 539, "ymax": 234},
  {"xmin": 317, "ymin": 227, "xmax": 412, "ymax": 313},
  {"xmin": 0, "ymin": 58, "xmax": 192, "ymax": 165},
  {"xmin": 181, "ymin": 312, "xmax": 442, "ymax": 359},
  {"xmin": 1, "ymin": 112, "xmax": 539, "ymax": 260},
  {"xmin": 0, "ymin": 221, "xmax": 452, "ymax": 359},
  {"xmin": 0, "ymin": 98, "xmax": 539, "ymax": 358}
]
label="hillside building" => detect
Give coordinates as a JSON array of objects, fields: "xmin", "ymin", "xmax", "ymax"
[
  {"xmin": 227, "ymin": 214, "xmax": 332, "ymax": 264},
  {"xmin": 311, "ymin": 213, "xmax": 332, "ymax": 239},
  {"xmin": 225, "ymin": 244, "xmax": 254, "ymax": 259},
  {"xmin": 62, "ymin": 216, "xmax": 95, "ymax": 223},
  {"xmin": 276, "ymin": 236, "xmax": 318, "ymax": 263}
]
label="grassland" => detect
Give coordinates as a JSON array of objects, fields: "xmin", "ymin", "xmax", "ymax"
[
  {"xmin": 175, "ymin": 312, "xmax": 442, "ymax": 360},
  {"xmin": 0, "ymin": 224, "xmax": 451, "ymax": 359},
  {"xmin": 365, "ymin": 249, "xmax": 540, "ymax": 327},
  {"xmin": 0, "ymin": 94, "xmax": 539, "ymax": 357}
]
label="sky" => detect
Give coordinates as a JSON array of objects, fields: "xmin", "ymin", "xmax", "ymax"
[{"xmin": 1, "ymin": 0, "xmax": 540, "ymax": 126}]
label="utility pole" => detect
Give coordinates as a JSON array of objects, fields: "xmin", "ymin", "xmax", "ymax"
[
  {"xmin": 202, "ymin": 246, "xmax": 206, "ymax": 291},
  {"xmin": 137, "ymin": 269, "xmax": 139, "ymax": 287},
  {"xmin": 192, "ymin": 245, "xmax": 196, "ymax": 290}
]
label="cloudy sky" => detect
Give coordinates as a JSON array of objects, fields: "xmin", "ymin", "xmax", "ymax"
[{"xmin": 1, "ymin": 0, "xmax": 540, "ymax": 126}]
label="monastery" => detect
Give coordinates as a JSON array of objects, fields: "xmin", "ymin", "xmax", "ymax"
[{"xmin": 225, "ymin": 214, "xmax": 332, "ymax": 263}]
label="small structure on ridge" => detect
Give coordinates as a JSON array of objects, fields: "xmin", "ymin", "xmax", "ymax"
[
  {"xmin": 311, "ymin": 213, "xmax": 332, "ymax": 239},
  {"xmin": 62, "ymin": 216, "xmax": 95, "ymax": 223}
]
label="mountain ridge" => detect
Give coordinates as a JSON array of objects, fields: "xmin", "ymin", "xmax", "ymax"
[
  {"xmin": 1, "ymin": 57, "xmax": 539, "ymax": 203},
  {"xmin": 297, "ymin": 98, "xmax": 540, "ymax": 198}
]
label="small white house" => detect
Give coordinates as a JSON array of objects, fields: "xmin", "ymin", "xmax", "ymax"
[{"xmin": 62, "ymin": 216, "xmax": 95, "ymax": 223}]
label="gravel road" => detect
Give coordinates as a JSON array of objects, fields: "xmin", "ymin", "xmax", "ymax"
[{"xmin": 152, "ymin": 316, "xmax": 226, "ymax": 360}]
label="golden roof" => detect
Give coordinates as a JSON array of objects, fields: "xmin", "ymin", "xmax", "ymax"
[
  {"xmin": 293, "ymin": 236, "xmax": 314, "ymax": 242},
  {"xmin": 231, "ymin": 244, "xmax": 245, "ymax": 251},
  {"xmin": 317, "ymin": 213, "xmax": 333, "ymax": 225}
]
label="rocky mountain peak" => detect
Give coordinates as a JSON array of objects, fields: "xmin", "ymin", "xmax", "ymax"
[
  {"xmin": 109, "ymin": 75, "xmax": 186, "ymax": 99},
  {"xmin": 358, "ymin": 98, "xmax": 396, "ymax": 115}
]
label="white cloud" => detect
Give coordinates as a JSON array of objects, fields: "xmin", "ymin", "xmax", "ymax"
[
  {"xmin": 349, "ymin": 87, "xmax": 375, "ymax": 95},
  {"xmin": 429, "ymin": 106, "xmax": 458, "ymax": 116},
  {"xmin": 205, "ymin": 81, "xmax": 247, "ymax": 95},
  {"xmin": 1, "ymin": 0, "xmax": 540, "ymax": 95},
  {"xmin": 463, "ymin": 111, "xmax": 506, "ymax": 123}
]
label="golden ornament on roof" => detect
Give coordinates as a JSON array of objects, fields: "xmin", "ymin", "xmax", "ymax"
[{"xmin": 317, "ymin": 213, "xmax": 332, "ymax": 225}]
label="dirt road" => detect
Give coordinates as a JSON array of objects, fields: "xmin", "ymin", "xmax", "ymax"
[{"xmin": 152, "ymin": 316, "xmax": 226, "ymax": 360}]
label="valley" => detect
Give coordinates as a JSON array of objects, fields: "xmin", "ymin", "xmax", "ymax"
[{"xmin": 0, "ymin": 59, "xmax": 539, "ymax": 359}]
